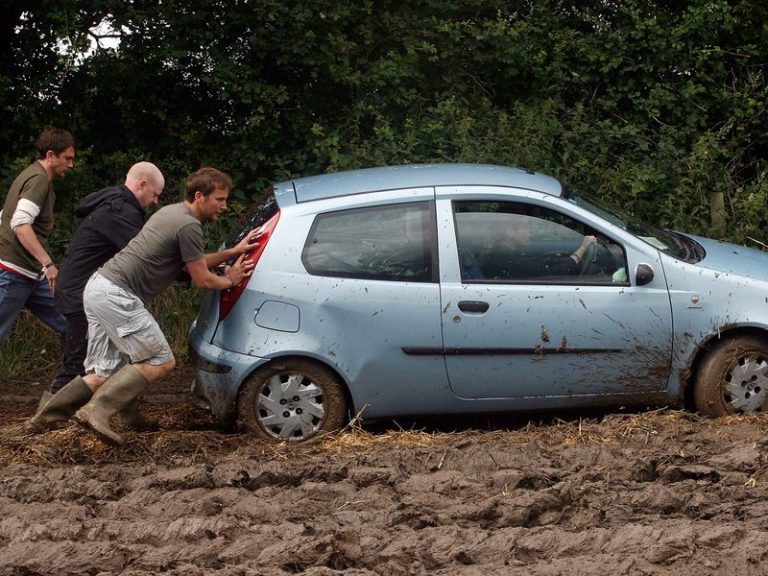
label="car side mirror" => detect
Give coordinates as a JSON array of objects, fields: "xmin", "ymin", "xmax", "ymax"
[{"xmin": 635, "ymin": 263, "xmax": 654, "ymax": 286}]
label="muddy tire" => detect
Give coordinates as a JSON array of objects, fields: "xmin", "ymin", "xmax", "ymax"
[
  {"xmin": 238, "ymin": 359, "xmax": 347, "ymax": 442},
  {"xmin": 694, "ymin": 336, "xmax": 768, "ymax": 416}
]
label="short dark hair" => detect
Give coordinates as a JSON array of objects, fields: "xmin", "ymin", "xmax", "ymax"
[
  {"xmin": 34, "ymin": 125, "xmax": 75, "ymax": 159},
  {"xmin": 184, "ymin": 167, "xmax": 233, "ymax": 201}
]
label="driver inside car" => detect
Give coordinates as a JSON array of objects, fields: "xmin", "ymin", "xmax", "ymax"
[{"xmin": 471, "ymin": 215, "xmax": 597, "ymax": 280}]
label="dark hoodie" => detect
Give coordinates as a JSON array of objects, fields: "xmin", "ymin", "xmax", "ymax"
[{"xmin": 55, "ymin": 185, "xmax": 146, "ymax": 314}]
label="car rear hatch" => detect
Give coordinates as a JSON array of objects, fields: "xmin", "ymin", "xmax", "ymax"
[{"xmin": 192, "ymin": 189, "xmax": 280, "ymax": 345}]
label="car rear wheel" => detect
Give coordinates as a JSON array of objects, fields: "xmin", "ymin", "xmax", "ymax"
[
  {"xmin": 238, "ymin": 359, "xmax": 347, "ymax": 441},
  {"xmin": 695, "ymin": 336, "xmax": 768, "ymax": 416}
]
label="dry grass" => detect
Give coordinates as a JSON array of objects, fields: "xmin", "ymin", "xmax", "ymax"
[{"xmin": 3, "ymin": 404, "xmax": 768, "ymax": 467}]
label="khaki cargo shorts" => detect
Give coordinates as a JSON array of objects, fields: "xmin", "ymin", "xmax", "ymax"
[{"xmin": 83, "ymin": 272, "xmax": 174, "ymax": 377}]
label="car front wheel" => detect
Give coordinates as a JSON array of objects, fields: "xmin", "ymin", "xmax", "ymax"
[
  {"xmin": 694, "ymin": 336, "xmax": 768, "ymax": 416},
  {"xmin": 238, "ymin": 359, "xmax": 347, "ymax": 442}
]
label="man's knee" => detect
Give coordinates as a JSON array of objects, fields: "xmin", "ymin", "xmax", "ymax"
[
  {"xmin": 161, "ymin": 358, "xmax": 176, "ymax": 376},
  {"xmin": 137, "ymin": 358, "xmax": 176, "ymax": 382},
  {"xmin": 154, "ymin": 358, "xmax": 176, "ymax": 382},
  {"xmin": 83, "ymin": 372, "xmax": 108, "ymax": 392}
]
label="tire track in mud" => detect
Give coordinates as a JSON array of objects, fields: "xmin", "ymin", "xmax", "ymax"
[{"xmin": 1, "ymin": 381, "xmax": 768, "ymax": 575}]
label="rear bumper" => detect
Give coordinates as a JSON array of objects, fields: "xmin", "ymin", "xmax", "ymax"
[{"xmin": 188, "ymin": 327, "xmax": 269, "ymax": 424}]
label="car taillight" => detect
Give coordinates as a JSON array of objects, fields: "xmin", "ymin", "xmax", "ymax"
[{"xmin": 219, "ymin": 211, "xmax": 280, "ymax": 321}]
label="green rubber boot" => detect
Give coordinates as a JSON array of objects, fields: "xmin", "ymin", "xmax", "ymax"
[
  {"xmin": 25, "ymin": 377, "xmax": 93, "ymax": 434},
  {"xmin": 36, "ymin": 390, "xmax": 53, "ymax": 412},
  {"xmin": 74, "ymin": 365, "xmax": 150, "ymax": 446},
  {"xmin": 119, "ymin": 397, "xmax": 159, "ymax": 432}
]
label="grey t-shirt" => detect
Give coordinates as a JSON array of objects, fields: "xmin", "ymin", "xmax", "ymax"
[{"xmin": 100, "ymin": 202, "xmax": 204, "ymax": 303}]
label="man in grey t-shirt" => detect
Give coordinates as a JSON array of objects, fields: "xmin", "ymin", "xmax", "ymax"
[{"xmin": 28, "ymin": 167, "xmax": 261, "ymax": 445}]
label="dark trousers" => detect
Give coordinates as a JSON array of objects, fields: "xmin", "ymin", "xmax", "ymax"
[{"xmin": 50, "ymin": 310, "xmax": 88, "ymax": 393}]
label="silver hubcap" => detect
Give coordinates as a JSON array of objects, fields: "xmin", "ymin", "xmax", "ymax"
[
  {"xmin": 257, "ymin": 372, "xmax": 326, "ymax": 440},
  {"xmin": 724, "ymin": 354, "xmax": 768, "ymax": 413}
]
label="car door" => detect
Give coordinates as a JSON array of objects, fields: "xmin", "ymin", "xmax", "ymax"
[{"xmin": 436, "ymin": 187, "xmax": 674, "ymax": 400}]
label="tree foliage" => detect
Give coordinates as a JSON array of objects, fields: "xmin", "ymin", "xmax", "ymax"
[{"xmin": 1, "ymin": 0, "xmax": 766, "ymax": 251}]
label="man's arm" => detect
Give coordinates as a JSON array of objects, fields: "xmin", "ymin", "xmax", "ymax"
[
  {"xmin": 203, "ymin": 228, "xmax": 262, "ymax": 268},
  {"xmin": 15, "ymin": 224, "xmax": 57, "ymax": 289},
  {"xmin": 186, "ymin": 253, "xmax": 255, "ymax": 290},
  {"xmin": 15, "ymin": 224, "xmax": 52, "ymax": 268}
]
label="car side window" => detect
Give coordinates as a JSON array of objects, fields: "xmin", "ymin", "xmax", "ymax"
[
  {"xmin": 454, "ymin": 201, "xmax": 628, "ymax": 285},
  {"xmin": 303, "ymin": 202, "xmax": 436, "ymax": 282}
]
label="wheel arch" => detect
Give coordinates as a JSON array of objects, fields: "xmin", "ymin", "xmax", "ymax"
[
  {"xmin": 235, "ymin": 354, "xmax": 356, "ymax": 424},
  {"xmin": 682, "ymin": 326, "xmax": 768, "ymax": 410}
]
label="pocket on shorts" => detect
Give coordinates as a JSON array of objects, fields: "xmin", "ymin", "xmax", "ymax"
[
  {"xmin": 116, "ymin": 314, "xmax": 151, "ymax": 338},
  {"xmin": 115, "ymin": 313, "xmax": 168, "ymax": 363}
]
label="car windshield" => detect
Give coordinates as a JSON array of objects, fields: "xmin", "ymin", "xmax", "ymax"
[{"xmin": 563, "ymin": 188, "xmax": 704, "ymax": 263}]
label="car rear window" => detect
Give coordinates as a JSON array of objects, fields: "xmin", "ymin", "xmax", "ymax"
[
  {"xmin": 302, "ymin": 202, "xmax": 436, "ymax": 282},
  {"xmin": 226, "ymin": 189, "xmax": 278, "ymax": 249}
]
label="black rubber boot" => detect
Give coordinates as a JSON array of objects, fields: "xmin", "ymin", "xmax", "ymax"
[
  {"xmin": 73, "ymin": 365, "xmax": 150, "ymax": 446},
  {"xmin": 25, "ymin": 377, "xmax": 93, "ymax": 434}
]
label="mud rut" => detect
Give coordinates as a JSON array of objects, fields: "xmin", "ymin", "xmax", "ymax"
[{"xmin": 1, "ymin": 374, "xmax": 768, "ymax": 576}]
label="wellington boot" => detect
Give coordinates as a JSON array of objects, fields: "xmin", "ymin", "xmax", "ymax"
[
  {"xmin": 25, "ymin": 377, "xmax": 93, "ymax": 434},
  {"xmin": 119, "ymin": 397, "xmax": 159, "ymax": 432},
  {"xmin": 74, "ymin": 365, "xmax": 150, "ymax": 446},
  {"xmin": 36, "ymin": 390, "xmax": 53, "ymax": 412}
]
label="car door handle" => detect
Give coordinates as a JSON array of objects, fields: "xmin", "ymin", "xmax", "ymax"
[{"xmin": 458, "ymin": 300, "xmax": 489, "ymax": 313}]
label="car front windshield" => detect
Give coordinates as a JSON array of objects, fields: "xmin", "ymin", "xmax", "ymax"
[{"xmin": 563, "ymin": 188, "xmax": 704, "ymax": 263}]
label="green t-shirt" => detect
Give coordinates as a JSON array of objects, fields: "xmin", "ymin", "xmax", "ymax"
[
  {"xmin": 0, "ymin": 162, "xmax": 54, "ymax": 277},
  {"xmin": 100, "ymin": 203, "xmax": 204, "ymax": 303}
]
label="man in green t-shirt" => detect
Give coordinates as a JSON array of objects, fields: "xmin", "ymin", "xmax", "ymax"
[
  {"xmin": 27, "ymin": 167, "xmax": 261, "ymax": 446},
  {"xmin": 0, "ymin": 125, "xmax": 75, "ymax": 343}
]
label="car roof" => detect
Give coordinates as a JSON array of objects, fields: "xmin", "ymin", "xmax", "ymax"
[{"xmin": 273, "ymin": 163, "xmax": 563, "ymax": 205}]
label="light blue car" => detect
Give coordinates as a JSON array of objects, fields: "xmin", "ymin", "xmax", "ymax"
[{"xmin": 189, "ymin": 163, "xmax": 768, "ymax": 442}]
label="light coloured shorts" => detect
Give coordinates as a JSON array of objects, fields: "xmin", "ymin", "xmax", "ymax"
[{"xmin": 83, "ymin": 272, "xmax": 174, "ymax": 377}]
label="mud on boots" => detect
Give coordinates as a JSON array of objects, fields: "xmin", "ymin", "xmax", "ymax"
[
  {"xmin": 119, "ymin": 397, "xmax": 159, "ymax": 432},
  {"xmin": 74, "ymin": 364, "xmax": 150, "ymax": 446},
  {"xmin": 25, "ymin": 376, "xmax": 93, "ymax": 434}
]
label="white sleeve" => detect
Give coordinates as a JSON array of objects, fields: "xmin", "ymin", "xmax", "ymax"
[{"xmin": 10, "ymin": 198, "xmax": 41, "ymax": 230}]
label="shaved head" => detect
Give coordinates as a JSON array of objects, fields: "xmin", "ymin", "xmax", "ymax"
[
  {"xmin": 125, "ymin": 162, "xmax": 165, "ymax": 209},
  {"xmin": 125, "ymin": 162, "xmax": 163, "ymax": 187}
]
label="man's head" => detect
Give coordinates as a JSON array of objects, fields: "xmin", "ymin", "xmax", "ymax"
[
  {"xmin": 503, "ymin": 215, "xmax": 531, "ymax": 248},
  {"xmin": 184, "ymin": 167, "xmax": 233, "ymax": 222},
  {"xmin": 125, "ymin": 162, "xmax": 165, "ymax": 209},
  {"xmin": 485, "ymin": 214, "xmax": 531, "ymax": 251},
  {"xmin": 35, "ymin": 125, "xmax": 75, "ymax": 180}
]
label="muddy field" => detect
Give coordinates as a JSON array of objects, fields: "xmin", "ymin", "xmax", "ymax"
[{"xmin": 1, "ymin": 373, "xmax": 768, "ymax": 576}]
